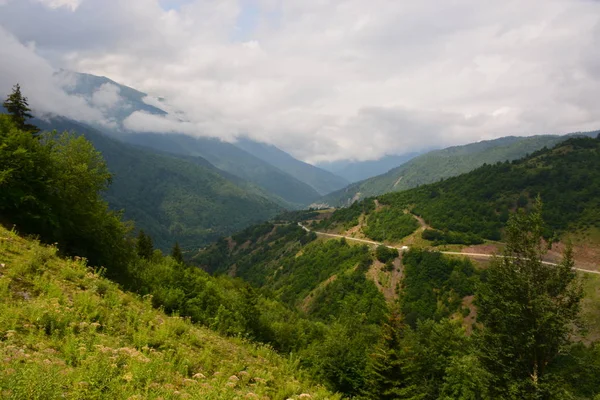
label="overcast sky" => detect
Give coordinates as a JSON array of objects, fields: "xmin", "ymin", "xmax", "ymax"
[{"xmin": 0, "ymin": 0, "xmax": 599, "ymax": 163}]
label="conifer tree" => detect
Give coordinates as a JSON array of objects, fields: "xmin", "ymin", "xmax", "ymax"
[
  {"xmin": 3, "ymin": 84, "xmax": 39, "ymax": 134},
  {"xmin": 477, "ymin": 197, "xmax": 583, "ymax": 397},
  {"xmin": 136, "ymin": 230, "xmax": 153, "ymax": 260},
  {"xmin": 171, "ymin": 241, "xmax": 184, "ymax": 264}
]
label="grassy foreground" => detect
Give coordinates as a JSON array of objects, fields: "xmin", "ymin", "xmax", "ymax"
[{"xmin": 0, "ymin": 226, "xmax": 338, "ymax": 400}]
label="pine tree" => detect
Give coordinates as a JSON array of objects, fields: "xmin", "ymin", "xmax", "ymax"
[
  {"xmin": 477, "ymin": 197, "xmax": 583, "ymax": 398},
  {"xmin": 364, "ymin": 311, "xmax": 407, "ymax": 399},
  {"xmin": 136, "ymin": 230, "xmax": 154, "ymax": 260},
  {"xmin": 171, "ymin": 242, "xmax": 184, "ymax": 264},
  {"xmin": 3, "ymin": 84, "xmax": 39, "ymax": 134}
]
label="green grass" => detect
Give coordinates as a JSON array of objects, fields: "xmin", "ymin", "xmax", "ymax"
[{"xmin": 0, "ymin": 226, "xmax": 338, "ymax": 400}]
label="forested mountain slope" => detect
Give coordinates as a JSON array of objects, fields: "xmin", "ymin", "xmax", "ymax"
[
  {"xmin": 34, "ymin": 118, "xmax": 283, "ymax": 251},
  {"xmin": 233, "ymin": 137, "xmax": 349, "ymax": 195},
  {"xmin": 124, "ymin": 133, "xmax": 322, "ymax": 208},
  {"xmin": 61, "ymin": 71, "xmax": 326, "ymax": 207},
  {"xmin": 316, "ymin": 152, "xmax": 419, "ymax": 183},
  {"xmin": 318, "ymin": 135, "xmax": 600, "ymax": 245},
  {"xmin": 320, "ymin": 133, "xmax": 599, "ymax": 207}
]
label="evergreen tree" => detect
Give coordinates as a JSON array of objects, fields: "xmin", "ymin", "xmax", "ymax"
[
  {"xmin": 477, "ymin": 197, "xmax": 583, "ymax": 398},
  {"xmin": 136, "ymin": 230, "xmax": 154, "ymax": 260},
  {"xmin": 3, "ymin": 84, "xmax": 39, "ymax": 134},
  {"xmin": 171, "ymin": 241, "xmax": 184, "ymax": 264},
  {"xmin": 364, "ymin": 311, "xmax": 407, "ymax": 399}
]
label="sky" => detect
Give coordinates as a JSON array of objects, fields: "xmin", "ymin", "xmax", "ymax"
[{"xmin": 0, "ymin": 0, "xmax": 599, "ymax": 163}]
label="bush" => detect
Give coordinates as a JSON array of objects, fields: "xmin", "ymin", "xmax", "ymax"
[{"xmin": 375, "ymin": 245, "xmax": 399, "ymax": 263}]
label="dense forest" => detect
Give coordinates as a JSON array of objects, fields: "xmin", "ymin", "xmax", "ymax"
[
  {"xmin": 318, "ymin": 135, "xmax": 600, "ymax": 244},
  {"xmin": 320, "ymin": 132, "xmax": 599, "ymax": 207},
  {"xmin": 3, "ymin": 86, "xmax": 600, "ymax": 398}
]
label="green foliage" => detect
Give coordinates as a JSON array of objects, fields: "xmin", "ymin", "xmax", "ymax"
[
  {"xmin": 375, "ymin": 245, "xmax": 399, "ymax": 263},
  {"xmin": 34, "ymin": 117, "xmax": 284, "ymax": 252},
  {"xmin": 324, "ymin": 136, "xmax": 600, "ymax": 242},
  {"xmin": 401, "ymin": 249, "xmax": 477, "ymax": 327},
  {"xmin": 2, "ymin": 84, "xmax": 39, "ymax": 134},
  {"xmin": 322, "ymin": 133, "xmax": 592, "ymax": 207},
  {"xmin": 0, "ymin": 226, "xmax": 337, "ymax": 399},
  {"xmin": 476, "ymin": 199, "xmax": 584, "ymax": 398},
  {"xmin": 421, "ymin": 228, "xmax": 484, "ymax": 245},
  {"xmin": 365, "ymin": 316, "xmax": 475, "ymax": 400},
  {"xmin": 364, "ymin": 209, "xmax": 419, "ymax": 242},
  {"xmin": 136, "ymin": 230, "xmax": 153, "ymax": 260},
  {"xmin": 0, "ymin": 115, "xmax": 134, "ymax": 279},
  {"xmin": 171, "ymin": 242, "xmax": 184, "ymax": 264},
  {"xmin": 315, "ymin": 199, "xmax": 375, "ymax": 231},
  {"xmin": 308, "ymin": 270, "xmax": 387, "ymax": 325}
]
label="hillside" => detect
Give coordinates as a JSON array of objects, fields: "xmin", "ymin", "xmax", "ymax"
[
  {"xmin": 0, "ymin": 226, "xmax": 336, "ymax": 399},
  {"xmin": 33, "ymin": 118, "xmax": 283, "ymax": 251},
  {"xmin": 233, "ymin": 137, "xmax": 349, "ymax": 195},
  {"xmin": 315, "ymin": 136, "xmax": 600, "ymax": 264},
  {"xmin": 320, "ymin": 133, "xmax": 599, "ymax": 207},
  {"xmin": 124, "ymin": 133, "xmax": 321, "ymax": 208},
  {"xmin": 60, "ymin": 71, "xmax": 326, "ymax": 207},
  {"xmin": 316, "ymin": 152, "xmax": 419, "ymax": 183}
]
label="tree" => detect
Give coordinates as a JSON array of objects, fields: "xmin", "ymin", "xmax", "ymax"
[
  {"xmin": 171, "ymin": 241, "xmax": 184, "ymax": 264},
  {"xmin": 3, "ymin": 84, "xmax": 39, "ymax": 134},
  {"xmin": 476, "ymin": 198, "xmax": 583, "ymax": 398},
  {"xmin": 136, "ymin": 230, "xmax": 154, "ymax": 260}
]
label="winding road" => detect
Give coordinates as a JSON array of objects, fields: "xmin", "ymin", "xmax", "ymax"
[{"xmin": 298, "ymin": 223, "xmax": 600, "ymax": 276}]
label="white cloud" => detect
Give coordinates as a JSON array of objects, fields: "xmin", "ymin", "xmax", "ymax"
[
  {"xmin": 1, "ymin": 0, "xmax": 599, "ymax": 162},
  {"xmin": 91, "ymin": 83, "xmax": 122, "ymax": 110}
]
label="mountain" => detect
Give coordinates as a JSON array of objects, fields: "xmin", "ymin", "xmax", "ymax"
[
  {"xmin": 0, "ymin": 225, "xmax": 336, "ymax": 399},
  {"xmin": 233, "ymin": 136, "xmax": 349, "ymax": 195},
  {"xmin": 34, "ymin": 118, "xmax": 283, "ymax": 250},
  {"xmin": 317, "ymin": 135, "xmax": 600, "ymax": 245},
  {"xmin": 319, "ymin": 133, "xmax": 600, "ymax": 207},
  {"xmin": 59, "ymin": 71, "xmax": 325, "ymax": 207},
  {"xmin": 123, "ymin": 133, "xmax": 322, "ymax": 208},
  {"xmin": 316, "ymin": 152, "xmax": 420, "ymax": 183}
]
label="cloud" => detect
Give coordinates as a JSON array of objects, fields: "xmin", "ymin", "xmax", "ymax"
[
  {"xmin": 1, "ymin": 0, "xmax": 599, "ymax": 162},
  {"xmin": 91, "ymin": 83, "xmax": 123, "ymax": 110}
]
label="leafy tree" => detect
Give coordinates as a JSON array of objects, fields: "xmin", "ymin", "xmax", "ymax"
[
  {"xmin": 136, "ymin": 230, "xmax": 154, "ymax": 260},
  {"xmin": 3, "ymin": 84, "xmax": 39, "ymax": 134},
  {"xmin": 375, "ymin": 245, "xmax": 399, "ymax": 263},
  {"xmin": 476, "ymin": 198, "xmax": 583, "ymax": 398},
  {"xmin": 171, "ymin": 241, "xmax": 184, "ymax": 264}
]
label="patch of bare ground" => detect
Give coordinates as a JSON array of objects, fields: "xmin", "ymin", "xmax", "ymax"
[
  {"xmin": 547, "ymin": 241, "xmax": 600, "ymax": 272},
  {"xmin": 459, "ymin": 295, "xmax": 478, "ymax": 335},
  {"xmin": 226, "ymin": 237, "xmax": 236, "ymax": 251},
  {"xmin": 300, "ymin": 274, "xmax": 338, "ymax": 313},
  {"xmin": 366, "ymin": 258, "xmax": 403, "ymax": 302},
  {"xmin": 462, "ymin": 243, "xmax": 502, "ymax": 255},
  {"xmin": 393, "ymin": 176, "xmax": 403, "ymax": 188},
  {"xmin": 373, "ymin": 199, "xmax": 385, "ymax": 212}
]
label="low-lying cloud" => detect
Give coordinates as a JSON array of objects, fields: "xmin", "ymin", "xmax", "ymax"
[{"xmin": 1, "ymin": 0, "xmax": 599, "ymax": 163}]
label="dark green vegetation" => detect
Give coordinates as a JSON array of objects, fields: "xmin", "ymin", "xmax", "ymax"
[
  {"xmin": 4, "ymin": 85, "xmax": 600, "ymax": 398},
  {"xmin": 197, "ymin": 202, "xmax": 600, "ymax": 398},
  {"xmin": 33, "ymin": 118, "xmax": 283, "ymax": 251},
  {"xmin": 62, "ymin": 71, "xmax": 344, "ymax": 206},
  {"xmin": 363, "ymin": 209, "xmax": 419, "ymax": 242},
  {"xmin": 421, "ymin": 228, "xmax": 485, "ymax": 245},
  {"xmin": 323, "ymin": 135, "xmax": 600, "ymax": 244},
  {"xmin": 124, "ymin": 133, "xmax": 322, "ymax": 208},
  {"xmin": 401, "ymin": 250, "xmax": 477, "ymax": 327},
  {"xmin": 321, "ymin": 133, "xmax": 599, "ymax": 207}
]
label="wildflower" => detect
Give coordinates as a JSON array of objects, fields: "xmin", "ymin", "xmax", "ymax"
[
  {"xmin": 192, "ymin": 373, "xmax": 206, "ymax": 379},
  {"xmin": 228, "ymin": 375, "xmax": 239, "ymax": 382},
  {"xmin": 299, "ymin": 395, "xmax": 312, "ymax": 399},
  {"xmin": 123, "ymin": 373, "xmax": 133, "ymax": 382}
]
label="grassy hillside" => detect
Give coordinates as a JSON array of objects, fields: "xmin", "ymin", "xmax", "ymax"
[
  {"xmin": 33, "ymin": 118, "xmax": 283, "ymax": 251},
  {"xmin": 317, "ymin": 136, "xmax": 600, "ymax": 245},
  {"xmin": 321, "ymin": 133, "xmax": 599, "ymax": 207},
  {"xmin": 0, "ymin": 226, "xmax": 337, "ymax": 399}
]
